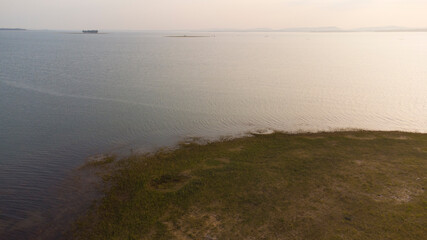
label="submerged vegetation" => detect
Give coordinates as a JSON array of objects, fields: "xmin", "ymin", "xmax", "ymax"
[{"xmin": 74, "ymin": 131, "xmax": 427, "ymax": 239}]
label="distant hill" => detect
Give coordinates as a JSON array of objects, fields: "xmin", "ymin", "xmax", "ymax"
[
  {"xmin": 0, "ymin": 28, "xmax": 26, "ymax": 31},
  {"xmin": 195, "ymin": 26, "xmax": 426, "ymax": 33},
  {"xmin": 278, "ymin": 27, "xmax": 342, "ymax": 32},
  {"xmin": 350, "ymin": 26, "xmax": 427, "ymax": 32},
  {"xmin": 197, "ymin": 27, "xmax": 343, "ymax": 32}
]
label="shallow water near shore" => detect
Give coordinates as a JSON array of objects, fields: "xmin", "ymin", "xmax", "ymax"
[{"xmin": 1, "ymin": 30, "xmax": 427, "ymax": 238}]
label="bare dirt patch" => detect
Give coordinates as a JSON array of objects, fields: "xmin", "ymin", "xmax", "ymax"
[
  {"xmin": 215, "ymin": 158, "xmax": 230, "ymax": 164},
  {"xmin": 385, "ymin": 135, "xmax": 411, "ymax": 140},
  {"xmin": 415, "ymin": 147, "xmax": 427, "ymax": 153},
  {"xmin": 164, "ymin": 209, "xmax": 223, "ymax": 240},
  {"xmin": 289, "ymin": 149, "xmax": 311, "ymax": 158},
  {"xmin": 353, "ymin": 160, "xmax": 364, "ymax": 166},
  {"xmin": 374, "ymin": 186, "xmax": 424, "ymax": 203},
  {"xmin": 345, "ymin": 135, "xmax": 376, "ymax": 140}
]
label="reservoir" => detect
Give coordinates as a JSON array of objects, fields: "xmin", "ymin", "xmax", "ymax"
[{"xmin": 0, "ymin": 31, "xmax": 426, "ymax": 237}]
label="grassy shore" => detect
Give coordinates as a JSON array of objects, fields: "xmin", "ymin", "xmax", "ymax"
[{"xmin": 74, "ymin": 131, "xmax": 427, "ymax": 240}]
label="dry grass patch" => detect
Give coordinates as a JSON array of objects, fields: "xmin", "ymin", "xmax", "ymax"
[
  {"xmin": 149, "ymin": 174, "xmax": 192, "ymax": 192},
  {"xmin": 301, "ymin": 135, "xmax": 325, "ymax": 140},
  {"xmin": 164, "ymin": 209, "xmax": 223, "ymax": 240},
  {"xmin": 228, "ymin": 146, "xmax": 244, "ymax": 152},
  {"xmin": 215, "ymin": 158, "xmax": 230, "ymax": 164}
]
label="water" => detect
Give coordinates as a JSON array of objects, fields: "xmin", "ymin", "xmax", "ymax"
[{"xmin": 1, "ymin": 30, "xmax": 427, "ymax": 238}]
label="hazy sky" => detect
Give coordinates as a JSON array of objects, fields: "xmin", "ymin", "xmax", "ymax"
[{"xmin": 1, "ymin": 0, "xmax": 426, "ymax": 30}]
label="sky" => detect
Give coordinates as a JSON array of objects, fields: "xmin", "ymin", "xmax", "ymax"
[{"xmin": 1, "ymin": 0, "xmax": 427, "ymax": 30}]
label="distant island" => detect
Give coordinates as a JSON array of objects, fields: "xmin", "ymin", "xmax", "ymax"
[
  {"xmin": 165, "ymin": 35, "xmax": 210, "ymax": 38},
  {"xmin": 0, "ymin": 28, "xmax": 26, "ymax": 31},
  {"xmin": 82, "ymin": 30, "xmax": 98, "ymax": 34}
]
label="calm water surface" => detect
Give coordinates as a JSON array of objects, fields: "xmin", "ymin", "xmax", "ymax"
[{"xmin": 1, "ymin": 31, "xmax": 427, "ymax": 238}]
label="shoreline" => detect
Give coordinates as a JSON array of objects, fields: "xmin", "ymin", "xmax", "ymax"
[
  {"xmin": 2, "ymin": 130, "xmax": 426, "ymax": 239},
  {"xmin": 70, "ymin": 130, "xmax": 426, "ymax": 239}
]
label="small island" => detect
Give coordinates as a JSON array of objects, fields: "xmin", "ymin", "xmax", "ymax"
[
  {"xmin": 82, "ymin": 30, "xmax": 98, "ymax": 34},
  {"xmin": 165, "ymin": 35, "xmax": 211, "ymax": 38},
  {"xmin": 73, "ymin": 131, "xmax": 427, "ymax": 239}
]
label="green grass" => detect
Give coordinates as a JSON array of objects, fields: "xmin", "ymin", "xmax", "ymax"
[{"xmin": 74, "ymin": 131, "xmax": 427, "ymax": 239}]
